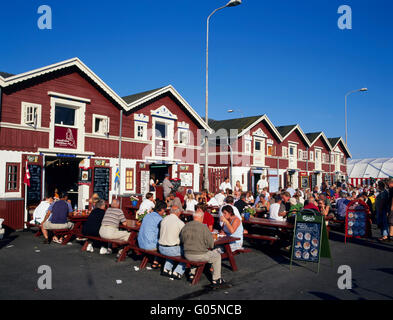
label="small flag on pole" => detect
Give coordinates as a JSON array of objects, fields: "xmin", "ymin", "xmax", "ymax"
[
  {"xmin": 24, "ymin": 161, "xmax": 30, "ymax": 187},
  {"xmin": 114, "ymin": 167, "xmax": 120, "ymax": 185}
]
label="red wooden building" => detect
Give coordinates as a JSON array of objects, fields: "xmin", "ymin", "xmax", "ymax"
[{"xmin": 0, "ymin": 58, "xmax": 210, "ymax": 230}]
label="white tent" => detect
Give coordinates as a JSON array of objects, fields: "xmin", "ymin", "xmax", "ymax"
[{"xmin": 347, "ymin": 158, "xmax": 393, "ymax": 179}]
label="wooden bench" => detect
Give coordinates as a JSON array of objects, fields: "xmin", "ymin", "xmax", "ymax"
[
  {"xmin": 25, "ymin": 222, "xmax": 42, "ymax": 237},
  {"xmin": 79, "ymin": 232, "xmax": 138, "ymax": 262},
  {"xmin": 133, "ymin": 247, "xmax": 208, "ymax": 285},
  {"xmin": 244, "ymin": 233, "xmax": 279, "ymax": 245}
]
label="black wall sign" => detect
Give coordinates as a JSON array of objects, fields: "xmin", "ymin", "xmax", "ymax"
[
  {"xmin": 93, "ymin": 167, "xmax": 110, "ymax": 201},
  {"xmin": 27, "ymin": 164, "xmax": 42, "ymax": 205}
]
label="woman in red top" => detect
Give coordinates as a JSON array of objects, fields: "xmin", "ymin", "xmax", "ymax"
[{"xmin": 197, "ymin": 204, "xmax": 214, "ymax": 232}]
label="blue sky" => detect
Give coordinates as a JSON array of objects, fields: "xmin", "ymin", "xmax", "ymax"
[{"xmin": 1, "ymin": 0, "xmax": 392, "ymax": 158}]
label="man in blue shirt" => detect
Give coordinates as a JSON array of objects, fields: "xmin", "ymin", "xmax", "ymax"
[
  {"xmin": 41, "ymin": 192, "xmax": 74, "ymax": 244},
  {"xmin": 137, "ymin": 201, "xmax": 167, "ymax": 268},
  {"xmin": 336, "ymin": 192, "xmax": 350, "ymax": 220}
]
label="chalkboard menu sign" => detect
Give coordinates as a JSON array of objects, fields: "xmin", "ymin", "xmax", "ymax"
[
  {"xmin": 27, "ymin": 164, "xmax": 42, "ymax": 205},
  {"xmin": 345, "ymin": 199, "xmax": 371, "ymax": 242},
  {"xmin": 93, "ymin": 167, "xmax": 110, "ymax": 201},
  {"xmin": 290, "ymin": 211, "xmax": 331, "ymax": 272}
]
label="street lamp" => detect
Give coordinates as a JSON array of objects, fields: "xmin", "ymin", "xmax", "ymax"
[
  {"xmin": 345, "ymin": 88, "xmax": 368, "ymax": 145},
  {"xmin": 227, "ymin": 109, "xmax": 244, "ymax": 118},
  {"xmin": 204, "ymin": 0, "xmax": 242, "ymax": 191}
]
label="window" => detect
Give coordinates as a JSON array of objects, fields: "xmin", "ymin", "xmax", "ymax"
[
  {"xmin": 178, "ymin": 129, "xmax": 189, "ymax": 145},
  {"xmin": 298, "ymin": 149, "xmax": 303, "ymax": 160},
  {"xmin": 245, "ymin": 140, "xmax": 251, "ymax": 154},
  {"xmin": 255, "ymin": 141, "xmax": 261, "ymax": 152},
  {"xmin": 134, "ymin": 122, "xmax": 147, "ymax": 140},
  {"xmin": 5, "ymin": 163, "xmax": 20, "ymax": 193},
  {"xmin": 267, "ymin": 145, "xmax": 273, "ymax": 156},
  {"xmin": 310, "ymin": 151, "xmax": 314, "ymax": 161},
  {"xmin": 21, "ymin": 102, "xmax": 41, "ymax": 127},
  {"xmin": 303, "ymin": 151, "xmax": 308, "ymax": 160},
  {"xmin": 93, "ymin": 115, "xmax": 109, "ymax": 135},
  {"xmin": 282, "ymin": 147, "xmax": 288, "ymax": 158},
  {"xmin": 55, "ymin": 106, "xmax": 76, "ymax": 126},
  {"xmin": 125, "ymin": 168, "xmax": 134, "ymax": 191},
  {"xmin": 155, "ymin": 122, "xmax": 167, "ymax": 138},
  {"xmin": 322, "ymin": 153, "xmax": 326, "ymax": 163},
  {"xmin": 289, "ymin": 146, "xmax": 295, "ymax": 156}
]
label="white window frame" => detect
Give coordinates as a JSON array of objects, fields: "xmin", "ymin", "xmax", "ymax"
[
  {"xmin": 134, "ymin": 122, "xmax": 147, "ymax": 140},
  {"xmin": 266, "ymin": 143, "xmax": 274, "ymax": 156},
  {"xmin": 298, "ymin": 149, "xmax": 303, "ymax": 160},
  {"xmin": 310, "ymin": 151, "xmax": 314, "ymax": 161},
  {"xmin": 282, "ymin": 146, "xmax": 288, "ymax": 159},
  {"xmin": 178, "ymin": 128, "xmax": 189, "ymax": 145},
  {"xmin": 92, "ymin": 114, "xmax": 110, "ymax": 136},
  {"xmin": 21, "ymin": 102, "xmax": 42, "ymax": 128}
]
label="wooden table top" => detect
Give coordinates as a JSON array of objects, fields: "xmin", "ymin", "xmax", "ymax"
[
  {"xmin": 243, "ymin": 217, "xmax": 294, "ymax": 229},
  {"xmin": 214, "ymin": 236, "xmax": 240, "ymax": 246}
]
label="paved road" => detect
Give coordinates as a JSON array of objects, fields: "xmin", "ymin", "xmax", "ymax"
[{"xmin": 0, "ymin": 226, "xmax": 392, "ymax": 300}]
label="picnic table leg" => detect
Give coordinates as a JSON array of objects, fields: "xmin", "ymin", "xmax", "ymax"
[
  {"xmin": 117, "ymin": 246, "xmax": 130, "ymax": 262},
  {"xmin": 34, "ymin": 230, "xmax": 42, "ymax": 237},
  {"xmin": 139, "ymin": 255, "xmax": 149, "ymax": 269},
  {"xmin": 81, "ymin": 240, "xmax": 89, "ymax": 251},
  {"xmin": 224, "ymin": 243, "xmax": 238, "ymax": 272}
]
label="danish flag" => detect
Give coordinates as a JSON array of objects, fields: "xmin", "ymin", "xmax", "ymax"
[{"xmin": 23, "ymin": 161, "xmax": 30, "ymax": 187}]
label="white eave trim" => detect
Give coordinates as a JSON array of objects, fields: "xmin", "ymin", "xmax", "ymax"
[
  {"xmin": 330, "ymin": 137, "xmax": 352, "ymax": 158},
  {"xmin": 1, "ymin": 57, "xmax": 129, "ymax": 110},
  {"xmin": 48, "ymin": 91, "xmax": 91, "ymax": 103},
  {"xmin": 124, "ymin": 85, "xmax": 212, "ymax": 133},
  {"xmin": 307, "ymin": 132, "xmax": 333, "ymax": 151},
  {"xmin": 281, "ymin": 125, "xmax": 311, "ymax": 148},
  {"xmin": 237, "ymin": 114, "xmax": 283, "ymax": 142}
]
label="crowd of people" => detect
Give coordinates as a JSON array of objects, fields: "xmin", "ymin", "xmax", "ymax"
[{"xmin": 29, "ymin": 174, "xmax": 393, "ymax": 285}]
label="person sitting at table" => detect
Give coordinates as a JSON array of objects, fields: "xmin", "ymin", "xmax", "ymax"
[
  {"xmin": 195, "ymin": 204, "xmax": 214, "ymax": 232},
  {"xmin": 197, "ymin": 189, "xmax": 210, "ymax": 205},
  {"xmin": 88, "ymin": 193, "xmax": 100, "ymax": 212},
  {"xmin": 176, "ymin": 187, "xmax": 185, "ymax": 207},
  {"xmin": 137, "ymin": 201, "xmax": 167, "ymax": 269},
  {"xmin": 255, "ymin": 196, "xmax": 270, "ymax": 216},
  {"xmin": 30, "ymin": 197, "xmax": 53, "ymax": 225},
  {"xmin": 137, "ymin": 192, "xmax": 156, "ymax": 218},
  {"xmin": 214, "ymin": 190, "xmax": 226, "ymax": 206},
  {"xmin": 99, "ymin": 199, "xmax": 131, "ymax": 256},
  {"xmin": 245, "ymin": 191, "xmax": 254, "ymax": 205},
  {"xmin": 219, "ymin": 205, "xmax": 244, "ymax": 252},
  {"xmin": 269, "ymin": 195, "xmax": 287, "ymax": 221},
  {"xmin": 180, "ymin": 209, "xmax": 225, "ymax": 286},
  {"xmin": 288, "ymin": 197, "xmax": 303, "ymax": 217},
  {"xmin": 41, "ymin": 192, "xmax": 74, "ymax": 244},
  {"xmin": 82, "ymin": 199, "xmax": 110, "ymax": 254},
  {"xmin": 166, "ymin": 191, "xmax": 183, "ymax": 210},
  {"xmin": 218, "ymin": 196, "xmax": 241, "ymax": 226},
  {"xmin": 207, "ymin": 193, "xmax": 219, "ymax": 207},
  {"xmin": 303, "ymin": 196, "xmax": 320, "ymax": 212},
  {"xmin": 158, "ymin": 206, "xmax": 185, "ymax": 280},
  {"xmin": 234, "ymin": 193, "xmax": 248, "ymax": 214}
]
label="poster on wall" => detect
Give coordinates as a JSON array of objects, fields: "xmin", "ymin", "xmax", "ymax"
[
  {"xmin": 140, "ymin": 170, "xmax": 150, "ymax": 196},
  {"xmin": 180, "ymin": 172, "xmax": 193, "ymax": 187},
  {"xmin": 54, "ymin": 126, "xmax": 78, "ymax": 149}
]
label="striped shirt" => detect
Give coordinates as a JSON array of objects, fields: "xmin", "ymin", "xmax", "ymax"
[{"xmin": 101, "ymin": 207, "xmax": 126, "ymax": 228}]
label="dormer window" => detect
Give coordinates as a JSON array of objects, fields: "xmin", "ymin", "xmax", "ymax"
[
  {"xmin": 21, "ymin": 102, "xmax": 41, "ymax": 128},
  {"xmin": 93, "ymin": 114, "xmax": 109, "ymax": 136},
  {"xmin": 134, "ymin": 113, "xmax": 149, "ymax": 140}
]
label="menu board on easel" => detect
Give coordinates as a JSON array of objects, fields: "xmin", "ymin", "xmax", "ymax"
[
  {"xmin": 345, "ymin": 199, "xmax": 371, "ymax": 243},
  {"xmin": 93, "ymin": 167, "xmax": 110, "ymax": 201},
  {"xmin": 27, "ymin": 164, "xmax": 42, "ymax": 205},
  {"xmin": 290, "ymin": 211, "xmax": 332, "ymax": 272}
]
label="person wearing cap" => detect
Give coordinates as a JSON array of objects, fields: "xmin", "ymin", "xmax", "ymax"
[{"xmin": 162, "ymin": 174, "xmax": 174, "ymax": 199}]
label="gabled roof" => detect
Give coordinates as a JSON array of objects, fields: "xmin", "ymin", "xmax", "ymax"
[
  {"xmin": 0, "ymin": 58, "xmax": 129, "ymax": 109},
  {"xmin": 122, "ymin": 87, "xmax": 165, "ymax": 105},
  {"xmin": 122, "ymin": 85, "xmax": 212, "ymax": 132},
  {"xmin": 276, "ymin": 124, "xmax": 311, "ymax": 147},
  {"xmin": 209, "ymin": 114, "xmax": 282, "ymax": 141},
  {"xmin": 0, "ymin": 71, "xmax": 14, "ymax": 79},
  {"xmin": 328, "ymin": 137, "xmax": 352, "ymax": 158},
  {"xmin": 306, "ymin": 132, "xmax": 332, "ymax": 150}
]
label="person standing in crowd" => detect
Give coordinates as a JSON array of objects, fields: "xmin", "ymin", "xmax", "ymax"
[
  {"xmin": 234, "ymin": 180, "xmax": 243, "ymax": 193},
  {"xmin": 30, "ymin": 197, "xmax": 53, "ymax": 225},
  {"xmin": 82, "ymin": 199, "xmax": 110, "ymax": 254},
  {"xmin": 150, "ymin": 174, "xmax": 158, "ymax": 199},
  {"xmin": 162, "ymin": 174, "xmax": 174, "ymax": 199},
  {"xmin": 137, "ymin": 193, "xmax": 156, "ymax": 219},
  {"xmin": 41, "ymin": 192, "xmax": 74, "ymax": 244},
  {"xmin": 99, "ymin": 199, "xmax": 130, "ymax": 254},
  {"xmin": 158, "ymin": 206, "xmax": 185, "ymax": 280},
  {"xmin": 185, "ymin": 192, "xmax": 199, "ymax": 212},
  {"xmin": 180, "ymin": 210, "xmax": 225, "ymax": 286},
  {"xmin": 219, "ymin": 177, "xmax": 232, "ymax": 193},
  {"xmin": 137, "ymin": 201, "xmax": 167, "ymax": 269},
  {"xmin": 336, "ymin": 192, "xmax": 351, "ymax": 221},
  {"xmin": 256, "ymin": 175, "xmax": 269, "ymax": 194}
]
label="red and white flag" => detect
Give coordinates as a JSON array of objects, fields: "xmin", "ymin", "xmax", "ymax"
[{"xmin": 23, "ymin": 161, "xmax": 30, "ymax": 187}]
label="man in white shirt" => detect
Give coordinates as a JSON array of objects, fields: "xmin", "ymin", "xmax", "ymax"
[
  {"xmin": 136, "ymin": 193, "xmax": 155, "ymax": 218},
  {"xmin": 207, "ymin": 196, "xmax": 219, "ymax": 207},
  {"xmin": 215, "ymin": 190, "xmax": 226, "ymax": 206},
  {"xmin": 30, "ymin": 197, "xmax": 53, "ymax": 225},
  {"xmin": 286, "ymin": 183, "xmax": 296, "ymax": 197},
  {"xmin": 257, "ymin": 175, "xmax": 269, "ymax": 193},
  {"xmin": 219, "ymin": 177, "xmax": 232, "ymax": 193}
]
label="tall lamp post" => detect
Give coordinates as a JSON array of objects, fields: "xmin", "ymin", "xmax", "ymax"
[
  {"xmin": 204, "ymin": 0, "xmax": 242, "ymax": 192},
  {"xmin": 345, "ymin": 88, "xmax": 368, "ymax": 145}
]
